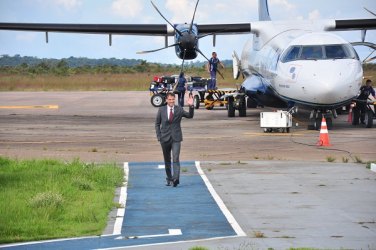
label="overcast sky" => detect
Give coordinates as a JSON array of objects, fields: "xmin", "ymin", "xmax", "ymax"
[{"xmin": 0, "ymin": 0, "xmax": 375, "ymax": 64}]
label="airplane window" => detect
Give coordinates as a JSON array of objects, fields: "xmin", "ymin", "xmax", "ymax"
[
  {"xmin": 325, "ymin": 45, "xmax": 347, "ymax": 59},
  {"xmin": 343, "ymin": 44, "xmax": 359, "ymax": 60},
  {"xmin": 281, "ymin": 46, "xmax": 301, "ymax": 62},
  {"xmin": 281, "ymin": 44, "xmax": 358, "ymax": 63},
  {"xmin": 301, "ymin": 46, "xmax": 323, "ymax": 60}
]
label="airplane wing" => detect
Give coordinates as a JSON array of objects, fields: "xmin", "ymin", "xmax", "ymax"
[
  {"xmin": 333, "ymin": 18, "xmax": 376, "ymax": 30},
  {"xmin": 0, "ymin": 22, "xmax": 251, "ymax": 36},
  {"xmin": 0, "ymin": 23, "xmax": 169, "ymax": 35},
  {"xmin": 1, "ymin": 19, "xmax": 375, "ymax": 35}
]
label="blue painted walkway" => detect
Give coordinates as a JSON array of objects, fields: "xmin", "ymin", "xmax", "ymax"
[{"xmin": 1, "ymin": 161, "xmax": 237, "ymax": 249}]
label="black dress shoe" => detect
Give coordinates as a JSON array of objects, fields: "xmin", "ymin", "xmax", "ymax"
[
  {"xmin": 166, "ymin": 179, "xmax": 172, "ymax": 186},
  {"xmin": 172, "ymin": 179, "xmax": 179, "ymax": 187}
]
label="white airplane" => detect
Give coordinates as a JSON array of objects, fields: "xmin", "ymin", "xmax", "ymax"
[
  {"xmin": 233, "ymin": 0, "xmax": 376, "ymax": 129},
  {"xmin": 0, "ymin": 0, "xmax": 375, "ymax": 129}
]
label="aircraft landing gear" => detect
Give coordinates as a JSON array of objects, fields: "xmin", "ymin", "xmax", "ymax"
[{"xmin": 308, "ymin": 110, "xmax": 334, "ymax": 130}]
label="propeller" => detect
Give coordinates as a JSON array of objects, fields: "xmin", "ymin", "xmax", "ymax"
[
  {"xmin": 139, "ymin": 0, "xmax": 225, "ymax": 80},
  {"xmin": 363, "ymin": 49, "xmax": 376, "ymax": 63},
  {"xmin": 138, "ymin": 0, "xmax": 200, "ymax": 58},
  {"xmin": 189, "ymin": 0, "xmax": 200, "ymax": 34},
  {"xmin": 136, "ymin": 43, "xmax": 179, "ymax": 54},
  {"xmin": 364, "ymin": 55, "xmax": 376, "ymax": 63},
  {"xmin": 150, "ymin": 1, "xmax": 182, "ymax": 36}
]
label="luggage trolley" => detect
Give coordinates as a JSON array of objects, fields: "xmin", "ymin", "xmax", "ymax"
[
  {"xmin": 203, "ymin": 88, "xmax": 238, "ymax": 110},
  {"xmin": 149, "ymin": 75, "xmax": 177, "ymax": 107}
]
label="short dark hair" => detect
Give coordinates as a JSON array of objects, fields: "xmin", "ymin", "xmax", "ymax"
[
  {"xmin": 366, "ymin": 79, "xmax": 372, "ymax": 84},
  {"xmin": 166, "ymin": 92, "xmax": 175, "ymax": 98}
]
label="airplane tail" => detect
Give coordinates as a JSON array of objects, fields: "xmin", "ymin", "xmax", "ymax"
[{"xmin": 259, "ymin": 0, "xmax": 271, "ymax": 21}]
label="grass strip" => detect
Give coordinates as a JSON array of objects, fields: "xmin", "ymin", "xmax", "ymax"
[{"xmin": 0, "ymin": 157, "xmax": 124, "ymax": 244}]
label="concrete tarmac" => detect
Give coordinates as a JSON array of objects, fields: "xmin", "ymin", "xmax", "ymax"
[
  {"xmin": 0, "ymin": 91, "xmax": 375, "ymax": 163},
  {"xmin": 117, "ymin": 161, "xmax": 376, "ymax": 250},
  {"xmin": 0, "ymin": 91, "xmax": 375, "ymax": 249}
]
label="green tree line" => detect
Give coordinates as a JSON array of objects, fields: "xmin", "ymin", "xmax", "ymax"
[
  {"xmin": 0, "ymin": 60, "xmax": 181, "ymax": 76},
  {"xmin": 0, "ymin": 55, "xmax": 236, "ymax": 76}
]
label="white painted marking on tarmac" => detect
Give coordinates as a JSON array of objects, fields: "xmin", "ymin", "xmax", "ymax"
[
  {"xmin": 158, "ymin": 164, "xmax": 165, "ymax": 169},
  {"xmin": 195, "ymin": 161, "xmax": 246, "ymax": 237},
  {"xmin": 371, "ymin": 163, "xmax": 376, "ymax": 173},
  {"xmin": 0, "ymin": 235, "xmax": 111, "ymax": 248},
  {"xmin": 96, "ymin": 235, "xmax": 241, "ymax": 250},
  {"xmin": 113, "ymin": 162, "xmax": 129, "ymax": 235},
  {"xmin": 114, "ymin": 229, "xmax": 182, "ymax": 240}
]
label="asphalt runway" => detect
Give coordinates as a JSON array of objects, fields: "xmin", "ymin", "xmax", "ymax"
[
  {"xmin": 0, "ymin": 91, "xmax": 375, "ymax": 249},
  {"xmin": 0, "ymin": 91, "xmax": 375, "ymax": 162}
]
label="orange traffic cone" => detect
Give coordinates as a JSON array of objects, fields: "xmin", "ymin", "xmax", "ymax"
[{"xmin": 317, "ymin": 117, "xmax": 331, "ymax": 146}]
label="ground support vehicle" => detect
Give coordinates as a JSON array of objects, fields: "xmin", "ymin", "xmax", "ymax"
[
  {"xmin": 260, "ymin": 109, "xmax": 294, "ymax": 133},
  {"xmin": 186, "ymin": 77, "xmax": 208, "ymax": 109},
  {"xmin": 149, "ymin": 76, "xmax": 177, "ymax": 107},
  {"xmin": 195, "ymin": 88, "xmax": 247, "ymax": 117},
  {"xmin": 351, "ymin": 99, "xmax": 376, "ymax": 128}
]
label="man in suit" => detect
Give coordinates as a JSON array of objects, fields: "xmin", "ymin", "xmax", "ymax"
[{"xmin": 155, "ymin": 92, "xmax": 194, "ymax": 187}]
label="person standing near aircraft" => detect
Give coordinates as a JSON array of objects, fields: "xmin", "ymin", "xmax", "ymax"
[
  {"xmin": 206, "ymin": 52, "xmax": 225, "ymax": 90},
  {"xmin": 155, "ymin": 92, "xmax": 194, "ymax": 187},
  {"xmin": 358, "ymin": 79, "xmax": 375, "ymax": 124},
  {"xmin": 176, "ymin": 72, "xmax": 186, "ymax": 107}
]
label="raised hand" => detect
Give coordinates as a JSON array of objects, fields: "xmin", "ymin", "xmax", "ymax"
[{"xmin": 187, "ymin": 93, "xmax": 194, "ymax": 106}]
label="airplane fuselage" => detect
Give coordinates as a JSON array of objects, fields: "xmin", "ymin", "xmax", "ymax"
[{"xmin": 240, "ymin": 21, "xmax": 363, "ymax": 110}]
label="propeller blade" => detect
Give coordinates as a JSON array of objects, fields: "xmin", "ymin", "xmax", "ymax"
[
  {"xmin": 216, "ymin": 69, "xmax": 225, "ymax": 80},
  {"xmin": 151, "ymin": 1, "xmax": 182, "ymax": 36},
  {"xmin": 362, "ymin": 46, "xmax": 376, "ymax": 63},
  {"xmin": 196, "ymin": 47, "xmax": 210, "ymax": 61},
  {"xmin": 196, "ymin": 48, "xmax": 224, "ymax": 80},
  {"xmin": 136, "ymin": 43, "xmax": 179, "ymax": 54},
  {"xmin": 180, "ymin": 49, "xmax": 187, "ymax": 75},
  {"xmin": 189, "ymin": 0, "xmax": 200, "ymax": 34},
  {"xmin": 364, "ymin": 55, "xmax": 376, "ymax": 63},
  {"xmin": 364, "ymin": 7, "xmax": 376, "ymax": 16}
]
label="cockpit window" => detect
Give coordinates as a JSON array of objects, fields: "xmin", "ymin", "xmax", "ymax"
[
  {"xmin": 301, "ymin": 46, "xmax": 323, "ymax": 60},
  {"xmin": 283, "ymin": 46, "xmax": 301, "ymax": 62},
  {"xmin": 281, "ymin": 44, "xmax": 357, "ymax": 62},
  {"xmin": 325, "ymin": 45, "xmax": 346, "ymax": 59}
]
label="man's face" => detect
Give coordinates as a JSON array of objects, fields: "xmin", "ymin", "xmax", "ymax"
[{"xmin": 166, "ymin": 95, "xmax": 175, "ymax": 107}]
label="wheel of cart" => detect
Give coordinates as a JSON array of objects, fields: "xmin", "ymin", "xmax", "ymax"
[
  {"xmin": 150, "ymin": 93, "xmax": 165, "ymax": 107},
  {"xmin": 193, "ymin": 94, "xmax": 200, "ymax": 109},
  {"xmin": 189, "ymin": 89, "xmax": 206, "ymax": 109}
]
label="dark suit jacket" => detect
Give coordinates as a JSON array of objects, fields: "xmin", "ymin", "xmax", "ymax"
[{"xmin": 155, "ymin": 105, "xmax": 194, "ymax": 143}]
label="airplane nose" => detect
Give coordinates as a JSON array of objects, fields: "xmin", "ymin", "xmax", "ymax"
[{"xmin": 297, "ymin": 61, "xmax": 361, "ymax": 105}]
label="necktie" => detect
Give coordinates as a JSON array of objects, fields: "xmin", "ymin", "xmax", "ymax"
[{"xmin": 169, "ymin": 108, "xmax": 173, "ymax": 123}]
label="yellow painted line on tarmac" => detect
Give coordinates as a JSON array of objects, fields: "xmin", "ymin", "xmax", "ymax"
[
  {"xmin": 0, "ymin": 105, "xmax": 59, "ymax": 109},
  {"xmin": 244, "ymin": 131, "xmax": 317, "ymax": 137}
]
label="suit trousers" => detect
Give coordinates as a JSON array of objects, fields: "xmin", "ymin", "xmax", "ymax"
[{"xmin": 160, "ymin": 139, "xmax": 181, "ymax": 181}]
